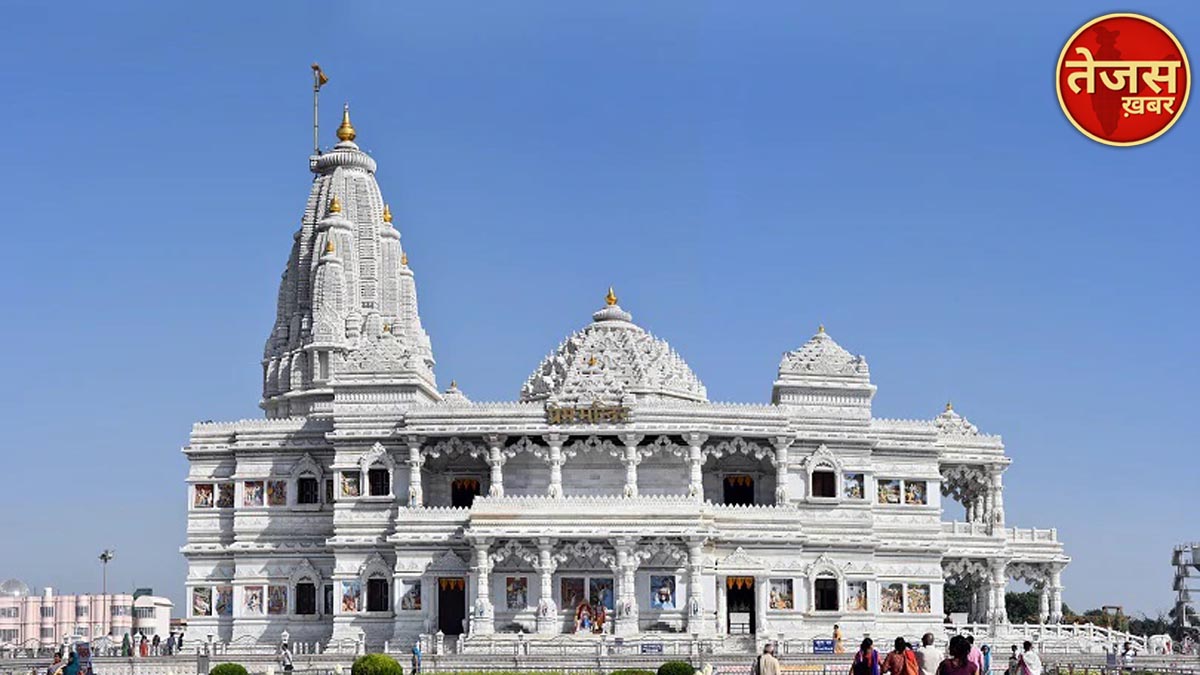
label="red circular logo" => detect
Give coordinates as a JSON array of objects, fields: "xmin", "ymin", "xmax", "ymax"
[{"xmin": 1056, "ymin": 13, "xmax": 1190, "ymax": 146}]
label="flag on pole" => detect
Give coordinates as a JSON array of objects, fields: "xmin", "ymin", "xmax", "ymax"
[{"xmin": 312, "ymin": 63, "xmax": 329, "ymax": 88}]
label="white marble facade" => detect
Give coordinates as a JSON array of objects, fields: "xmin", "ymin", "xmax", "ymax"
[{"xmin": 181, "ymin": 110, "xmax": 1069, "ymax": 651}]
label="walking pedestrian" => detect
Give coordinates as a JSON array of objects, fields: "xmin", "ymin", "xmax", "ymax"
[
  {"xmin": 851, "ymin": 637, "xmax": 881, "ymax": 675},
  {"xmin": 916, "ymin": 633, "xmax": 940, "ymax": 675},
  {"xmin": 936, "ymin": 635, "xmax": 977, "ymax": 675},
  {"xmin": 753, "ymin": 642, "xmax": 780, "ymax": 675},
  {"xmin": 1016, "ymin": 641, "xmax": 1041, "ymax": 675},
  {"xmin": 882, "ymin": 637, "xmax": 917, "ymax": 675},
  {"xmin": 834, "ymin": 624, "xmax": 845, "ymax": 654},
  {"xmin": 279, "ymin": 642, "xmax": 293, "ymax": 673},
  {"xmin": 411, "ymin": 641, "xmax": 422, "ymax": 674}
]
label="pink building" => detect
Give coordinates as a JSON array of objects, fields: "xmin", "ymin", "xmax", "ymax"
[{"xmin": 0, "ymin": 580, "xmax": 137, "ymax": 649}]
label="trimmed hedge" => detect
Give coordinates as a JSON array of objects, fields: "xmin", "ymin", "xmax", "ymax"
[
  {"xmin": 352, "ymin": 654, "xmax": 404, "ymax": 675},
  {"xmin": 611, "ymin": 670, "xmax": 657, "ymax": 675},
  {"xmin": 210, "ymin": 664, "xmax": 249, "ymax": 675},
  {"xmin": 658, "ymin": 661, "xmax": 694, "ymax": 675}
]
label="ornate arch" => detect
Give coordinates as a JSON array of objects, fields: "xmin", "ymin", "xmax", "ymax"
[
  {"xmin": 637, "ymin": 537, "xmax": 687, "ymax": 567},
  {"xmin": 704, "ymin": 437, "xmax": 774, "ymax": 464},
  {"xmin": 643, "ymin": 435, "xmax": 686, "ymax": 459},
  {"xmin": 805, "ymin": 445, "xmax": 844, "ymax": 499},
  {"xmin": 428, "ymin": 437, "xmax": 487, "ymax": 460},
  {"xmin": 359, "ymin": 552, "xmax": 392, "ymax": 581},
  {"xmin": 562, "ymin": 435, "xmax": 622, "ymax": 460},
  {"xmin": 507, "ymin": 436, "xmax": 547, "ymax": 461},
  {"xmin": 359, "ymin": 442, "xmax": 395, "ymax": 473},
  {"xmin": 490, "ymin": 540, "xmax": 538, "ymax": 570},
  {"xmin": 290, "ymin": 453, "xmax": 323, "ymax": 481},
  {"xmin": 942, "ymin": 557, "xmax": 989, "ymax": 584},
  {"xmin": 807, "ymin": 553, "xmax": 845, "ymax": 584},
  {"xmin": 556, "ymin": 540, "xmax": 616, "ymax": 571},
  {"xmin": 288, "ymin": 558, "xmax": 322, "ymax": 587}
]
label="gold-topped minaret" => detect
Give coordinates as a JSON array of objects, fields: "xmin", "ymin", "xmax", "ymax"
[
  {"xmin": 336, "ymin": 103, "xmax": 356, "ymax": 142},
  {"xmin": 383, "ymin": 204, "xmax": 393, "ymax": 223},
  {"xmin": 605, "ymin": 286, "xmax": 618, "ymax": 306}
]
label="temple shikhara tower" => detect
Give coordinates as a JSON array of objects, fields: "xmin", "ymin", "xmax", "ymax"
[{"xmin": 182, "ymin": 109, "xmax": 1070, "ymax": 654}]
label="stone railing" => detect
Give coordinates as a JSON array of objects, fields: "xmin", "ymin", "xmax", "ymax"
[
  {"xmin": 942, "ymin": 521, "xmax": 995, "ymax": 536},
  {"xmin": 947, "ymin": 622, "xmax": 1147, "ymax": 653},
  {"xmin": 1007, "ymin": 527, "xmax": 1058, "ymax": 543}
]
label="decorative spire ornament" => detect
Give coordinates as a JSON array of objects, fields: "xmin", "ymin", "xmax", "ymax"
[
  {"xmin": 945, "ymin": 401, "xmax": 954, "ymax": 412},
  {"xmin": 325, "ymin": 239, "xmax": 335, "ymax": 254},
  {"xmin": 818, "ymin": 324, "xmax": 825, "ymax": 334},
  {"xmin": 328, "ymin": 196, "xmax": 342, "ymax": 214},
  {"xmin": 336, "ymin": 103, "xmax": 356, "ymax": 142},
  {"xmin": 606, "ymin": 286, "xmax": 618, "ymax": 307},
  {"xmin": 401, "ymin": 251, "xmax": 408, "ymax": 266},
  {"xmin": 383, "ymin": 204, "xmax": 393, "ymax": 223}
]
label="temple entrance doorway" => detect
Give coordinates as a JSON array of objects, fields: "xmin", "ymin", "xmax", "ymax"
[
  {"xmin": 438, "ymin": 577, "xmax": 466, "ymax": 635},
  {"xmin": 726, "ymin": 576, "xmax": 756, "ymax": 634},
  {"xmin": 723, "ymin": 475, "xmax": 755, "ymax": 506}
]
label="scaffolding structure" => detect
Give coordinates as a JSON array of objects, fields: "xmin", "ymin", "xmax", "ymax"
[{"xmin": 1174, "ymin": 542, "xmax": 1199, "ymax": 630}]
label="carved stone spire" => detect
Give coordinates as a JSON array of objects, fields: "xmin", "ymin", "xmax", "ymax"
[{"xmin": 261, "ymin": 107, "xmax": 434, "ymax": 418}]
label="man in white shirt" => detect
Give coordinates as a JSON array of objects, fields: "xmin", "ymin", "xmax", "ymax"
[{"xmin": 915, "ymin": 633, "xmax": 941, "ymax": 675}]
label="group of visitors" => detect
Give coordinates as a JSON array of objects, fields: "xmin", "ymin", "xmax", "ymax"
[
  {"xmin": 750, "ymin": 631, "xmax": 1044, "ymax": 675},
  {"xmin": 846, "ymin": 634, "xmax": 1043, "ymax": 675}
]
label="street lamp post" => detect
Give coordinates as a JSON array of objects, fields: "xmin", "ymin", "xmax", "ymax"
[{"xmin": 99, "ymin": 550, "xmax": 115, "ymax": 596}]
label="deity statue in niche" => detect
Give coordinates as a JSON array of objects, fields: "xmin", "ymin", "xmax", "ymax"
[{"xmin": 574, "ymin": 602, "xmax": 593, "ymax": 633}]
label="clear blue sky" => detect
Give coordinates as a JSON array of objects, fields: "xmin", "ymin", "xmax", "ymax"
[{"xmin": 1, "ymin": 1, "xmax": 1195, "ymax": 619}]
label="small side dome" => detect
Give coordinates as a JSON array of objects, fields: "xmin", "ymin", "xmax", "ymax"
[
  {"xmin": 778, "ymin": 325, "xmax": 870, "ymax": 379},
  {"xmin": 0, "ymin": 579, "xmax": 30, "ymax": 597},
  {"xmin": 520, "ymin": 290, "xmax": 707, "ymax": 404}
]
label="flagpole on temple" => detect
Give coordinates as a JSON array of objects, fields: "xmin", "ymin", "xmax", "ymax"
[{"xmin": 311, "ymin": 63, "xmax": 329, "ymax": 153}]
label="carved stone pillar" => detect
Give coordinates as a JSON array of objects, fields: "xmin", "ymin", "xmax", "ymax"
[
  {"xmin": 486, "ymin": 435, "xmax": 506, "ymax": 497},
  {"xmin": 406, "ymin": 438, "xmax": 424, "ymax": 507},
  {"xmin": 755, "ymin": 575, "xmax": 769, "ymax": 635},
  {"xmin": 772, "ymin": 437, "xmax": 792, "ymax": 504},
  {"xmin": 715, "ymin": 576, "xmax": 727, "ymax": 634},
  {"xmin": 990, "ymin": 467, "xmax": 1006, "ymax": 527},
  {"xmin": 621, "ymin": 434, "xmax": 644, "ymax": 498},
  {"xmin": 1049, "ymin": 565, "xmax": 1064, "ymax": 624},
  {"xmin": 686, "ymin": 539, "xmax": 708, "ymax": 634},
  {"xmin": 613, "ymin": 539, "xmax": 639, "ymax": 636},
  {"xmin": 471, "ymin": 540, "xmax": 494, "ymax": 634},
  {"xmin": 545, "ymin": 435, "xmax": 565, "ymax": 499},
  {"xmin": 536, "ymin": 538, "xmax": 559, "ymax": 634},
  {"xmin": 685, "ymin": 433, "xmax": 708, "ymax": 502},
  {"xmin": 1038, "ymin": 583, "xmax": 1050, "ymax": 624},
  {"xmin": 988, "ymin": 559, "xmax": 1008, "ymax": 625}
]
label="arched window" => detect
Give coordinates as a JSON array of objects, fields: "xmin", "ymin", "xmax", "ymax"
[
  {"xmin": 366, "ymin": 576, "xmax": 389, "ymax": 612},
  {"xmin": 358, "ymin": 443, "xmax": 394, "ymax": 498},
  {"xmin": 814, "ymin": 574, "xmax": 839, "ymax": 611},
  {"xmin": 291, "ymin": 454, "xmax": 324, "ymax": 506},
  {"xmin": 805, "ymin": 445, "xmax": 844, "ymax": 501},
  {"xmin": 295, "ymin": 580, "xmax": 317, "ymax": 615}
]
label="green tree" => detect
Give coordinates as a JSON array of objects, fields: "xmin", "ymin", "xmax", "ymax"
[{"xmin": 1005, "ymin": 591, "xmax": 1040, "ymax": 624}]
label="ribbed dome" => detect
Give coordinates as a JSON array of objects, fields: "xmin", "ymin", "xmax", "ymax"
[
  {"xmin": 0, "ymin": 579, "xmax": 29, "ymax": 597},
  {"xmin": 520, "ymin": 292, "xmax": 707, "ymax": 404}
]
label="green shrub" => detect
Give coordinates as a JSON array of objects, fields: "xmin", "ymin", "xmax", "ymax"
[
  {"xmin": 210, "ymin": 664, "xmax": 248, "ymax": 675},
  {"xmin": 352, "ymin": 653, "xmax": 403, "ymax": 675},
  {"xmin": 658, "ymin": 661, "xmax": 694, "ymax": 675},
  {"xmin": 612, "ymin": 670, "xmax": 656, "ymax": 675}
]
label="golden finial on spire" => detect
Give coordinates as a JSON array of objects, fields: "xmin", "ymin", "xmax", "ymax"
[
  {"xmin": 336, "ymin": 103, "xmax": 357, "ymax": 142},
  {"xmin": 945, "ymin": 401, "xmax": 954, "ymax": 412},
  {"xmin": 450, "ymin": 380, "xmax": 457, "ymax": 389},
  {"xmin": 588, "ymin": 356, "xmax": 597, "ymax": 367},
  {"xmin": 401, "ymin": 251, "xmax": 409, "ymax": 266},
  {"xmin": 818, "ymin": 324, "xmax": 825, "ymax": 334},
  {"xmin": 325, "ymin": 239, "xmax": 335, "ymax": 254},
  {"xmin": 383, "ymin": 323, "xmax": 391, "ymax": 333},
  {"xmin": 383, "ymin": 204, "xmax": 393, "ymax": 223},
  {"xmin": 328, "ymin": 196, "xmax": 342, "ymax": 214},
  {"xmin": 605, "ymin": 286, "xmax": 618, "ymax": 306}
]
